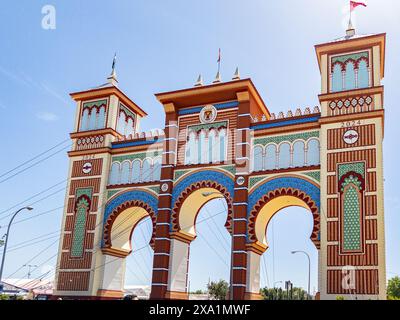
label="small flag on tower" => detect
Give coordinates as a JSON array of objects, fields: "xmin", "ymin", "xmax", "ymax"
[{"xmin": 350, "ymin": 1, "xmax": 367, "ymax": 12}]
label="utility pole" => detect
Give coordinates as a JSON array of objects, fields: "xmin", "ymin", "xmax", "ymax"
[
  {"xmin": 291, "ymin": 250, "xmax": 311, "ymax": 299},
  {"xmin": 24, "ymin": 264, "xmax": 38, "ymax": 279}
]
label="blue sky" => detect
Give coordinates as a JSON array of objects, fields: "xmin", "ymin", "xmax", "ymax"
[{"xmin": 0, "ymin": 0, "xmax": 399, "ymax": 293}]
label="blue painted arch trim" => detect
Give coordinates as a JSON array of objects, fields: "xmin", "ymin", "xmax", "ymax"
[
  {"xmin": 172, "ymin": 169, "xmax": 235, "ymax": 205},
  {"xmin": 102, "ymin": 189, "xmax": 159, "ymax": 247},
  {"xmin": 248, "ymin": 176, "xmax": 320, "ymax": 216},
  {"xmin": 104, "ymin": 189, "xmax": 159, "ymax": 223},
  {"xmin": 171, "ymin": 169, "xmax": 235, "ymax": 232}
]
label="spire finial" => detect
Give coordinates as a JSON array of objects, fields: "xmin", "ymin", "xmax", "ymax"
[
  {"xmin": 107, "ymin": 53, "xmax": 118, "ymax": 86},
  {"xmin": 232, "ymin": 67, "xmax": 240, "ymax": 80},
  {"xmin": 213, "ymin": 71, "xmax": 221, "ymax": 83},
  {"xmin": 194, "ymin": 74, "xmax": 203, "ymax": 87}
]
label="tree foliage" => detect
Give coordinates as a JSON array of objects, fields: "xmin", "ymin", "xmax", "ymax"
[
  {"xmin": 261, "ymin": 287, "xmax": 311, "ymax": 300},
  {"xmin": 207, "ymin": 280, "xmax": 229, "ymax": 300},
  {"xmin": 387, "ymin": 276, "xmax": 400, "ymax": 299}
]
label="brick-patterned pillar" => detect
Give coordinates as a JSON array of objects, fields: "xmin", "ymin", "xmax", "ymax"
[
  {"xmin": 231, "ymin": 91, "xmax": 252, "ymax": 300},
  {"xmin": 150, "ymin": 103, "xmax": 178, "ymax": 299}
]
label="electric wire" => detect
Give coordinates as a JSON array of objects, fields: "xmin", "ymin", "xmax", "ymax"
[{"xmin": 0, "ymin": 138, "xmax": 70, "ymax": 179}]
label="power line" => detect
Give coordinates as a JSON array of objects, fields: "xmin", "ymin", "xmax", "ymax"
[
  {"xmin": 0, "ymin": 180, "xmax": 67, "ymax": 218},
  {"xmin": 0, "ymin": 187, "xmax": 66, "ymax": 222},
  {"xmin": 7, "ymin": 234, "xmax": 59, "ymax": 253},
  {"xmin": 0, "ymin": 144, "xmax": 71, "ymax": 184},
  {"xmin": 5, "ymin": 231, "xmax": 59, "ymax": 250},
  {"xmin": 0, "ymin": 206, "xmax": 64, "ymax": 229},
  {"xmin": 0, "ymin": 138, "xmax": 70, "ymax": 179},
  {"xmin": 5, "ymin": 239, "xmax": 59, "ymax": 279}
]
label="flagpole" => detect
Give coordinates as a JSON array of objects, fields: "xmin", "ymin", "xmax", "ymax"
[
  {"xmin": 218, "ymin": 49, "xmax": 221, "ymax": 74},
  {"xmin": 349, "ymin": 1, "xmax": 352, "ymax": 28}
]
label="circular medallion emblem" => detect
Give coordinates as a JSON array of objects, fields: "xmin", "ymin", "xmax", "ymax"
[
  {"xmin": 199, "ymin": 105, "xmax": 217, "ymax": 124},
  {"xmin": 82, "ymin": 162, "xmax": 93, "ymax": 174},
  {"xmin": 236, "ymin": 176, "xmax": 245, "ymax": 186},
  {"xmin": 343, "ymin": 129, "xmax": 359, "ymax": 145},
  {"xmin": 161, "ymin": 183, "xmax": 169, "ymax": 192}
]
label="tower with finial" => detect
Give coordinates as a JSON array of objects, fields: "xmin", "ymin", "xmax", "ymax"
[
  {"xmin": 53, "ymin": 56, "xmax": 147, "ymax": 298},
  {"xmin": 315, "ymin": 8, "xmax": 386, "ymax": 299}
]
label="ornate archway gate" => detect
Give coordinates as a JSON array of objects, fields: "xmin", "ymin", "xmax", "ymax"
[{"xmin": 54, "ymin": 31, "xmax": 387, "ymax": 300}]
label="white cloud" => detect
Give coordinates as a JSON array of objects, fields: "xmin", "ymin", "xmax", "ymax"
[{"xmin": 36, "ymin": 111, "xmax": 59, "ymax": 122}]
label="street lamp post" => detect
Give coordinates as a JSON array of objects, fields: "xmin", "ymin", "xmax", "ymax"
[
  {"xmin": 0, "ymin": 206, "xmax": 33, "ymax": 291},
  {"xmin": 291, "ymin": 250, "xmax": 311, "ymax": 300},
  {"xmin": 273, "ymin": 281, "xmax": 283, "ymax": 300}
]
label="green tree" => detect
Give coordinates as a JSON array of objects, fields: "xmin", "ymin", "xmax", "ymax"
[
  {"xmin": 387, "ymin": 276, "xmax": 400, "ymax": 299},
  {"xmin": 207, "ymin": 280, "xmax": 229, "ymax": 300},
  {"xmin": 261, "ymin": 287, "xmax": 311, "ymax": 300},
  {"xmin": 191, "ymin": 290, "xmax": 203, "ymax": 294},
  {"xmin": 0, "ymin": 239, "xmax": 4, "ymax": 248}
]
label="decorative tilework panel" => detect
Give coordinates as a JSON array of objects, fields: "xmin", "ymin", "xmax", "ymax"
[
  {"xmin": 82, "ymin": 99, "xmax": 108, "ymax": 109},
  {"xmin": 303, "ymin": 171, "xmax": 321, "ymax": 182},
  {"xmin": 332, "ymin": 52, "xmax": 368, "ymax": 65},
  {"xmin": 71, "ymin": 196, "xmax": 90, "ymax": 257},
  {"xmin": 343, "ymin": 185, "xmax": 362, "ymax": 251},
  {"xmin": 338, "ymin": 162, "xmax": 365, "ymax": 180},
  {"xmin": 112, "ymin": 150, "xmax": 161, "ymax": 163},
  {"xmin": 254, "ymin": 131, "xmax": 319, "ymax": 146},
  {"xmin": 188, "ymin": 121, "xmax": 228, "ymax": 133}
]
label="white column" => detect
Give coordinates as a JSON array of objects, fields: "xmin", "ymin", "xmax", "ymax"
[
  {"xmin": 167, "ymin": 239, "xmax": 190, "ymax": 293},
  {"xmin": 100, "ymin": 254, "xmax": 126, "ymax": 292},
  {"xmin": 246, "ymin": 251, "xmax": 261, "ymax": 295}
]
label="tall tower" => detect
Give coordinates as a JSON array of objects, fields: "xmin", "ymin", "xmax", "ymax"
[
  {"xmin": 53, "ymin": 68, "xmax": 147, "ymax": 298},
  {"xmin": 316, "ymin": 28, "xmax": 386, "ymax": 299}
]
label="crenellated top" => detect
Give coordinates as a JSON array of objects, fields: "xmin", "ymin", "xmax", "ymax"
[
  {"xmin": 252, "ymin": 106, "xmax": 320, "ymax": 123},
  {"xmin": 115, "ymin": 129, "xmax": 165, "ymax": 142}
]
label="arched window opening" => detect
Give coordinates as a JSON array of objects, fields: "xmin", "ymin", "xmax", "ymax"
[
  {"xmin": 208, "ymin": 130, "xmax": 217, "ymax": 163},
  {"xmin": 219, "ymin": 129, "xmax": 227, "ymax": 162},
  {"xmin": 265, "ymin": 144, "xmax": 277, "ymax": 170},
  {"xmin": 292, "ymin": 141, "xmax": 305, "ymax": 168},
  {"xmin": 117, "ymin": 111, "xmax": 127, "ymax": 135},
  {"xmin": 120, "ymin": 161, "xmax": 131, "ymax": 185},
  {"xmin": 153, "ymin": 157, "xmax": 162, "ymax": 181},
  {"xmin": 131, "ymin": 160, "xmax": 141, "ymax": 183},
  {"xmin": 88, "ymin": 108, "xmax": 97, "ymax": 131},
  {"xmin": 198, "ymin": 131, "xmax": 207, "ymax": 164},
  {"xmin": 253, "ymin": 145, "xmax": 264, "ymax": 172},
  {"xmin": 358, "ymin": 60, "xmax": 369, "ymax": 89},
  {"xmin": 278, "ymin": 143, "xmax": 291, "ymax": 169},
  {"xmin": 332, "ymin": 63, "xmax": 343, "ymax": 92},
  {"xmin": 97, "ymin": 106, "xmax": 106, "ymax": 129},
  {"xmin": 345, "ymin": 61, "xmax": 356, "ymax": 90},
  {"xmin": 142, "ymin": 158, "xmax": 152, "ymax": 182},
  {"xmin": 80, "ymin": 108, "xmax": 90, "ymax": 131},
  {"xmin": 307, "ymin": 139, "xmax": 320, "ymax": 166},
  {"xmin": 109, "ymin": 162, "xmax": 121, "ymax": 185}
]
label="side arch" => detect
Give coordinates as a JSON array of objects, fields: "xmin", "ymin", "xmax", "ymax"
[
  {"xmin": 102, "ymin": 189, "xmax": 158, "ymax": 254},
  {"xmin": 248, "ymin": 175, "xmax": 320, "ymax": 249}
]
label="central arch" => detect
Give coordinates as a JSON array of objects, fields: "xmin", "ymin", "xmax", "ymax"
[{"xmin": 166, "ymin": 169, "xmax": 234, "ymax": 299}]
